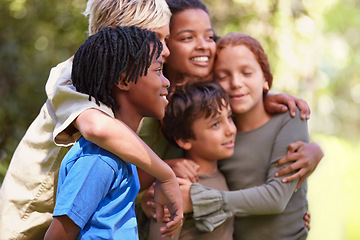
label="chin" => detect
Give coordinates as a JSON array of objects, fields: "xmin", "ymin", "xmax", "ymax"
[
  {"xmin": 194, "ymin": 71, "xmax": 210, "ymax": 79},
  {"xmin": 153, "ymin": 111, "xmax": 165, "ymax": 120}
]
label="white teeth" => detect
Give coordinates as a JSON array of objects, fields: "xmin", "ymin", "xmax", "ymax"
[{"xmin": 191, "ymin": 56, "xmax": 209, "ymax": 62}]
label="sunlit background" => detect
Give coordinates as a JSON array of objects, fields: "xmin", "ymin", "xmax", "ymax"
[{"xmin": 1, "ymin": 0, "xmax": 359, "ymax": 239}]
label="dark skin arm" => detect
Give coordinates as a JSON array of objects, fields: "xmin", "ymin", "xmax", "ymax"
[
  {"xmin": 264, "ymin": 93, "xmax": 324, "ymax": 190},
  {"xmin": 137, "ymin": 158, "xmax": 199, "ymax": 190},
  {"xmin": 264, "ymin": 93, "xmax": 311, "ymax": 120},
  {"xmin": 276, "ymin": 141, "xmax": 324, "ymax": 191},
  {"xmin": 44, "ymin": 215, "xmax": 80, "ymax": 240}
]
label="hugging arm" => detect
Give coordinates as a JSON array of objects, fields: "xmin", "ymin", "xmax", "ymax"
[
  {"xmin": 190, "ymin": 111, "xmax": 309, "ymax": 232},
  {"xmin": 54, "ymin": 80, "xmax": 183, "ymax": 234},
  {"xmin": 264, "ymin": 93, "xmax": 310, "ymax": 120},
  {"xmin": 264, "ymin": 93, "xmax": 323, "ymax": 191},
  {"xmin": 276, "ymin": 141, "xmax": 324, "ymax": 191},
  {"xmin": 75, "ymin": 110, "xmax": 183, "ymax": 238},
  {"xmin": 74, "ymin": 109, "xmax": 175, "ymax": 180}
]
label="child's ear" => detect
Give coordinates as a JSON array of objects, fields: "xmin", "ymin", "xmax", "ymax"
[
  {"xmin": 263, "ymin": 80, "xmax": 269, "ymax": 93},
  {"xmin": 116, "ymin": 74, "xmax": 129, "ymax": 91},
  {"xmin": 175, "ymin": 138, "xmax": 192, "ymax": 150}
]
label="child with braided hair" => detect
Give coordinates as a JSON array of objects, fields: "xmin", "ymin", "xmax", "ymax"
[{"xmin": 44, "ymin": 25, "xmax": 182, "ymax": 239}]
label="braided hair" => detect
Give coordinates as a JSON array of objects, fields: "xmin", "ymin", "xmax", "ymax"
[{"xmin": 72, "ymin": 25, "xmax": 163, "ymax": 108}]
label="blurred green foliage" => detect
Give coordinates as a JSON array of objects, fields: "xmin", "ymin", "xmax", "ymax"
[
  {"xmin": 0, "ymin": 0, "xmax": 88, "ymax": 180},
  {"xmin": 0, "ymin": 0, "xmax": 359, "ymax": 239}
]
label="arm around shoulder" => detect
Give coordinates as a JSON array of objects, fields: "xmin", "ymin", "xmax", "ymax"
[{"xmin": 74, "ymin": 108, "xmax": 171, "ymax": 180}]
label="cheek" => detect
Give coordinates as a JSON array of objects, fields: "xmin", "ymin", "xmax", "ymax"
[
  {"xmin": 218, "ymin": 81, "xmax": 230, "ymax": 92},
  {"xmin": 209, "ymin": 44, "xmax": 216, "ymax": 60},
  {"xmin": 167, "ymin": 46, "xmax": 182, "ymax": 63}
]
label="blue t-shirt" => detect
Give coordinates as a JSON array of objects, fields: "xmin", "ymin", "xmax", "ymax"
[{"xmin": 53, "ymin": 137, "xmax": 140, "ymax": 239}]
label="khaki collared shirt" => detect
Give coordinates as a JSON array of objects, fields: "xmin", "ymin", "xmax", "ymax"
[{"xmin": 0, "ymin": 58, "xmax": 113, "ymax": 239}]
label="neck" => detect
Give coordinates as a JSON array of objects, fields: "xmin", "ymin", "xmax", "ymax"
[
  {"xmin": 184, "ymin": 151, "xmax": 218, "ymax": 175},
  {"xmin": 234, "ymin": 104, "xmax": 272, "ymax": 132},
  {"xmin": 113, "ymin": 106, "xmax": 142, "ymax": 133}
]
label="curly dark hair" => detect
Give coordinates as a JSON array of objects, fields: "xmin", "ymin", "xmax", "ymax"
[
  {"xmin": 162, "ymin": 81, "xmax": 229, "ymax": 146},
  {"xmin": 71, "ymin": 25, "xmax": 163, "ymax": 108}
]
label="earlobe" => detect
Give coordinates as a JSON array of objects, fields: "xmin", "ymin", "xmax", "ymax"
[
  {"xmin": 263, "ymin": 81, "xmax": 269, "ymax": 93},
  {"xmin": 175, "ymin": 138, "xmax": 192, "ymax": 151}
]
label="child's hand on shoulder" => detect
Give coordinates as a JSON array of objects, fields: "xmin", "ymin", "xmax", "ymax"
[{"xmin": 165, "ymin": 158, "xmax": 200, "ymax": 183}]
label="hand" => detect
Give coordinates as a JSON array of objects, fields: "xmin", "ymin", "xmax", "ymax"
[
  {"xmin": 304, "ymin": 211, "xmax": 311, "ymax": 231},
  {"xmin": 276, "ymin": 142, "xmax": 324, "ymax": 191},
  {"xmin": 141, "ymin": 184, "xmax": 171, "ymax": 221},
  {"xmin": 154, "ymin": 178, "xmax": 183, "ymax": 239},
  {"xmin": 264, "ymin": 93, "xmax": 310, "ymax": 120},
  {"xmin": 165, "ymin": 158, "xmax": 200, "ymax": 183},
  {"xmin": 177, "ymin": 177, "xmax": 193, "ymax": 213},
  {"xmin": 141, "ymin": 184, "xmax": 156, "ymax": 219}
]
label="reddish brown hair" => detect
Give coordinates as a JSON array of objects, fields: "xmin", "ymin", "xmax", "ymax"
[{"xmin": 216, "ymin": 33, "xmax": 273, "ymax": 92}]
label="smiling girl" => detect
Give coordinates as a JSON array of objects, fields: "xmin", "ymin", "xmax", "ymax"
[{"xmin": 191, "ymin": 32, "xmax": 310, "ymax": 239}]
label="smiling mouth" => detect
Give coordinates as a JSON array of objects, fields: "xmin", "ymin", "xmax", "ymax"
[
  {"xmin": 160, "ymin": 95, "xmax": 169, "ymax": 104},
  {"xmin": 190, "ymin": 56, "xmax": 209, "ymax": 63},
  {"xmin": 231, "ymin": 93, "xmax": 247, "ymax": 100},
  {"xmin": 222, "ymin": 140, "xmax": 235, "ymax": 147}
]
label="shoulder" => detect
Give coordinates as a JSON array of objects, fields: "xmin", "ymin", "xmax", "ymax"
[
  {"xmin": 271, "ymin": 107, "xmax": 309, "ymax": 141},
  {"xmin": 271, "ymin": 107, "xmax": 306, "ymax": 126},
  {"xmin": 64, "ymin": 137, "xmax": 121, "ymax": 172},
  {"xmin": 199, "ymin": 171, "xmax": 229, "ymax": 191},
  {"xmin": 45, "ymin": 57, "xmax": 73, "ymax": 93}
]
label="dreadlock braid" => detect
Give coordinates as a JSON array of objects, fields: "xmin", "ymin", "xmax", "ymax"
[{"xmin": 72, "ymin": 25, "xmax": 163, "ymax": 109}]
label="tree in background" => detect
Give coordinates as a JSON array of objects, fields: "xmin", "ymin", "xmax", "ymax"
[{"xmin": 0, "ymin": 0, "xmax": 87, "ymax": 180}]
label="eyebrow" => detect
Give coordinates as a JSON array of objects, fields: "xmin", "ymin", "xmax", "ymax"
[
  {"xmin": 156, "ymin": 32, "xmax": 169, "ymax": 39},
  {"xmin": 209, "ymin": 111, "xmax": 221, "ymax": 121},
  {"xmin": 152, "ymin": 59, "xmax": 163, "ymax": 68},
  {"xmin": 175, "ymin": 28, "xmax": 214, "ymax": 37}
]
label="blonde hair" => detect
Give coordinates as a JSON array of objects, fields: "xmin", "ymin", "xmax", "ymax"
[{"xmin": 84, "ymin": 0, "xmax": 171, "ymax": 35}]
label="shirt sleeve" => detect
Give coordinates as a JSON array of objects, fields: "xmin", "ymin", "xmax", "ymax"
[
  {"xmin": 53, "ymin": 155, "xmax": 116, "ymax": 228},
  {"xmin": 191, "ymin": 109, "xmax": 309, "ymax": 232},
  {"xmin": 45, "ymin": 57, "xmax": 114, "ymax": 146}
]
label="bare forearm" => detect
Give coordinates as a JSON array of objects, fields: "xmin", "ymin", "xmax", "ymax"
[{"xmin": 74, "ymin": 109, "xmax": 173, "ymax": 181}]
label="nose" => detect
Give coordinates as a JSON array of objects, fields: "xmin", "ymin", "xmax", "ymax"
[
  {"xmin": 195, "ymin": 37, "xmax": 211, "ymax": 51},
  {"xmin": 161, "ymin": 40, "xmax": 170, "ymax": 58},
  {"xmin": 225, "ymin": 118, "xmax": 237, "ymax": 136},
  {"xmin": 162, "ymin": 74, "xmax": 170, "ymax": 89},
  {"xmin": 230, "ymin": 73, "xmax": 244, "ymax": 90}
]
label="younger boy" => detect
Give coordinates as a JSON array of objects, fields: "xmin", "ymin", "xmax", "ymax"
[
  {"xmin": 44, "ymin": 25, "xmax": 182, "ymax": 239},
  {"xmin": 148, "ymin": 81, "xmax": 236, "ymax": 240}
]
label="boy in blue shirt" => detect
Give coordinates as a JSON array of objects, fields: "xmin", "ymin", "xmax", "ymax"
[{"xmin": 44, "ymin": 25, "xmax": 183, "ymax": 239}]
